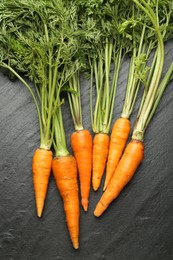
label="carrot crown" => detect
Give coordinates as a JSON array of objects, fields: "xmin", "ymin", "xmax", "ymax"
[
  {"xmin": 0, "ymin": 0, "xmax": 79, "ymax": 150},
  {"xmin": 132, "ymin": 0, "xmax": 173, "ymax": 141},
  {"xmin": 77, "ymin": 1, "xmax": 132, "ymax": 134}
]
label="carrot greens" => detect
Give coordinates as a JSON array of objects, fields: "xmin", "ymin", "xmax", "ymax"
[
  {"xmin": 0, "ymin": 0, "xmax": 78, "ymax": 150},
  {"xmin": 132, "ymin": 0, "xmax": 173, "ymax": 141}
]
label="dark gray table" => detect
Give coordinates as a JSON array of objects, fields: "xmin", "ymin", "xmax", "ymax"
[{"xmin": 0, "ymin": 40, "xmax": 173, "ymax": 260}]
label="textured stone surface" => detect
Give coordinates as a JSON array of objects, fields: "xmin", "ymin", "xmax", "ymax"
[{"xmin": 0, "ymin": 40, "xmax": 173, "ymax": 260}]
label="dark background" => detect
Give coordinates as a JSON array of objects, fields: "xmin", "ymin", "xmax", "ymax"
[{"xmin": 0, "ymin": 40, "xmax": 173, "ymax": 260}]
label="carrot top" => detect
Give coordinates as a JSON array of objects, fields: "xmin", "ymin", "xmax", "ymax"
[
  {"xmin": 0, "ymin": 0, "xmax": 78, "ymax": 150},
  {"xmin": 132, "ymin": 0, "xmax": 173, "ymax": 141},
  {"xmin": 75, "ymin": 1, "xmax": 131, "ymax": 134}
]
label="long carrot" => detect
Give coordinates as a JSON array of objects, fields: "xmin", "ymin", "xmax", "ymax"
[
  {"xmin": 32, "ymin": 148, "xmax": 52, "ymax": 217},
  {"xmin": 53, "ymin": 99, "xmax": 80, "ymax": 249},
  {"xmin": 71, "ymin": 129, "xmax": 92, "ymax": 211},
  {"xmin": 92, "ymin": 133, "xmax": 109, "ymax": 191},
  {"xmin": 67, "ymin": 72, "xmax": 92, "ymax": 211},
  {"xmin": 104, "ymin": 117, "xmax": 130, "ymax": 190},
  {"xmin": 52, "ymin": 155, "xmax": 79, "ymax": 249},
  {"xmin": 94, "ymin": 140, "xmax": 144, "ymax": 217}
]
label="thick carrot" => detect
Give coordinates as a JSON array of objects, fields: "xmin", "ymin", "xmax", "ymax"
[
  {"xmin": 92, "ymin": 133, "xmax": 109, "ymax": 191},
  {"xmin": 71, "ymin": 129, "xmax": 92, "ymax": 211},
  {"xmin": 104, "ymin": 117, "xmax": 131, "ymax": 190},
  {"xmin": 94, "ymin": 140, "xmax": 144, "ymax": 217},
  {"xmin": 32, "ymin": 148, "xmax": 53, "ymax": 217},
  {"xmin": 52, "ymin": 155, "xmax": 79, "ymax": 249}
]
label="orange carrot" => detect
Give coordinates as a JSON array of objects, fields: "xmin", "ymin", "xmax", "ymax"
[
  {"xmin": 104, "ymin": 117, "xmax": 130, "ymax": 190},
  {"xmin": 94, "ymin": 140, "xmax": 144, "ymax": 217},
  {"xmin": 32, "ymin": 148, "xmax": 53, "ymax": 217},
  {"xmin": 71, "ymin": 129, "xmax": 92, "ymax": 211},
  {"xmin": 92, "ymin": 133, "xmax": 109, "ymax": 191},
  {"xmin": 52, "ymin": 155, "xmax": 79, "ymax": 249}
]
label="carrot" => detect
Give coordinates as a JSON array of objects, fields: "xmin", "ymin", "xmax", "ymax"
[
  {"xmin": 94, "ymin": 140, "xmax": 144, "ymax": 217},
  {"xmin": 52, "ymin": 155, "xmax": 79, "ymax": 249},
  {"xmin": 104, "ymin": 117, "xmax": 130, "ymax": 190},
  {"xmin": 92, "ymin": 133, "xmax": 109, "ymax": 191},
  {"xmin": 32, "ymin": 148, "xmax": 53, "ymax": 217},
  {"xmin": 71, "ymin": 129, "xmax": 92, "ymax": 211}
]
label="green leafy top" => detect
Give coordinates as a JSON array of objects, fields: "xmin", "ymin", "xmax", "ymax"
[{"xmin": 0, "ymin": 0, "xmax": 80, "ymax": 151}]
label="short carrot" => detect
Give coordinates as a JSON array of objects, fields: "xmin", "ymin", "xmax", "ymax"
[
  {"xmin": 67, "ymin": 72, "xmax": 92, "ymax": 211},
  {"xmin": 71, "ymin": 129, "xmax": 92, "ymax": 211},
  {"xmin": 104, "ymin": 117, "xmax": 130, "ymax": 190},
  {"xmin": 94, "ymin": 140, "xmax": 144, "ymax": 217},
  {"xmin": 32, "ymin": 148, "xmax": 52, "ymax": 217},
  {"xmin": 92, "ymin": 133, "xmax": 109, "ymax": 191},
  {"xmin": 52, "ymin": 155, "xmax": 79, "ymax": 249}
]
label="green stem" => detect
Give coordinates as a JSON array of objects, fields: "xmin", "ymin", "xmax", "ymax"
[
  {"xmin": 103, "ymin": 38, "xmax": 110, "ymax": 128},
  {"xmin": 107, "ymin": 46, "xmax": 122, "ymax": 132},
  {"xmin": 145, "ymin": 61, "xmax": 173, "ymax": 128},
  {"xmin": 67, "ymin": 72, "xmax": 83, "ymax": 131},
  {"xmin": 90, "ymin": 59, "xmax": 94, "ymax": 130},
  {"xmin": 2, "ymin": 63, "xmax": 44, "ymax": 147},
  {"xmin": 132, "ymin": 0, "xmax": 164, "ymax": 140},
  {"xmin": 44, "ymin": 64, "xmax": 58, "ymax": 147},
  {"xmin": 53, "ymin": 110, "xmax": 69, "ymax": 157}
]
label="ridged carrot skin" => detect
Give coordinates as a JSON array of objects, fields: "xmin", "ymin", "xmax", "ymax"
[
  {"xmin": 94, "ymin": 140, "xmax": 144, "ymax": 217},
  {"xmin": 92, "ymin": 133, "xmax": 109, "ymax": 191},
  {"xmin": 32, "ymin": 148, "xmax": 53, "ymax": 217},
  {"xmin": 52, "ymin": 155, "xmax": 79, "ymax": 249},
  {"xmin": 104, "ymin": 117, "xmax": 131, "ymax": 190},
  {"xmin": 71, "ymin": 129, "xmax": 92, "ymax": 211}
]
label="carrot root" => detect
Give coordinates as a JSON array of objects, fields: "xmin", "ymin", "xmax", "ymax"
[
  {"xmin": 32, "ymin": 148, "xmax": 52, "ymax": 217},
  {"xmin": 71, "ymin": 129, "xmax": 92, "ymax": 211},
  {"xmin": 92, "ymin": 133, "xmax": 109, "ymax": 191},
  {"xmin": 104, "ymin": 117, "xmax": 131, "ymax": 191},
  {"xmin": 94, "ymin": 140, "xmax": 144, "ymax": 217},
  {"xmin": 52, "ymin": 155, "xmax": 79, "ymax": 249}
]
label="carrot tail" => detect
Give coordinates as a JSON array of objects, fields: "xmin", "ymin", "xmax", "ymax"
[
  {"xmin": 32, "ymin": 148, "xmax": 52, "ymax": 217},
  {"xmin": 52, "ymin": 155, "xmax": 79, "ymax": 249},
  {"xmin": 104, "ymin": 117, "xmax": 131, "ymax": 191},
  {"xmin": 92, "ymin": 133, "xmax": 109, "ymax": 191},
  {"xmin": 94, "ymin": 140, "xmax": 144, "ymax": 217},
  {"xmin": 71, "ymin": 129, "xmax": 92, "ymax": 212}
]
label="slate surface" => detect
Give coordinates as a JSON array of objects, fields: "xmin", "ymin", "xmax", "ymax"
[{"xmin": 0, "ymin": 40, "xmax": 173, "ymax": 260}]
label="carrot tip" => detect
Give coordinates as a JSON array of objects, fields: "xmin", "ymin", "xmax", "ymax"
[
  {"xmin": 37, "ymin": 207, "xmax": 43, "ymax": 218},
  {"xmin": 94, "ymin": 202, "xmax": 106, "ymax": 217},
  {"xmin": 73, "ymin": 241, "xmax": 79, "ymax": 249},
  {"xmin": 36, "ymin": 199, "xmax": 44, "ymax": 218},
  {"xmin": 81, "ymin": 199, "xmax": 88, "ymax": 212},
  {"xmin": 92, "ymin": 183, "xmax": 99, "ymax": 191},
  {"xmin": 83, "ymin": 205, "xmax": 88, "ymax": 212},
  {"xmin": 103, "ymin": 185, "xmax": 106, "ymax": 192}
]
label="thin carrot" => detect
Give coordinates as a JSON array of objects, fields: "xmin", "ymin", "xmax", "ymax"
[
  {"xmin": 71, "ymin": 129, "xmax": 92, "ymax": 211},
  {"xmin": 94, "ymin": 140, "xmax": 144, "ymax": 217},
  {"xmin": 104, "ymin": 117, "xmax": 130, "ymax": 190},
  {"xmin": 32, "ymin": 148, "xmax": 53, "ymax": 217},
  {"xmin": 92, "ymin": 133, "xmax": 109, "ymax": 191},
  {"xmin": 67, "ymin": 72, "xmax": 93, "ymax": 211},
  {"xmin": 52, "ymin": 155, "xmax": 79, "ymax": 249}
]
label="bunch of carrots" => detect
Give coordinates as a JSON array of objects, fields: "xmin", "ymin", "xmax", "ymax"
[{"xmin": 0, "ymin": 0, "xmax": 173, "ymax": 249}]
